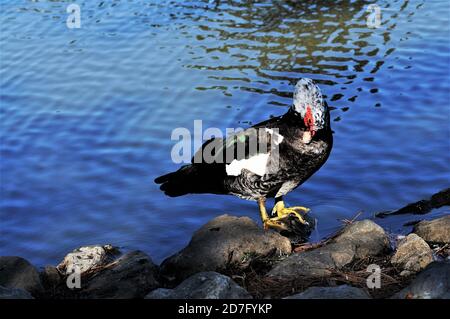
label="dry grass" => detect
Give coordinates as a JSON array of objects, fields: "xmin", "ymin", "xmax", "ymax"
[{"xmin": 223, "ymin": 253, "xmax": 411, "ymax": 299}]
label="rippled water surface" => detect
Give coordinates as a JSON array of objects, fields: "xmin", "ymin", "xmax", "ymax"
[{"xmin": 1, "ymin": 0, "xmax": 449, "ymax": 266}]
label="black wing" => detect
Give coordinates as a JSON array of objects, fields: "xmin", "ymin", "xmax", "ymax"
[
  {"xmin": 191, "ymin": 124, "xmax": 281, "ymax": 165},
  {"xmin": 155, "ymin": 115, "xmax": 284, "ymax": 197}
]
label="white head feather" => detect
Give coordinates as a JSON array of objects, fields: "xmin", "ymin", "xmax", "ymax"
[{"xmin": 292, "ymin": 78, "xmax": 327, "ymax": 130}]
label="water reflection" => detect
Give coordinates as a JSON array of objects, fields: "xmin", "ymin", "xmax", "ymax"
[
  {"xmin": 166, "ymin": 0, "xmax": 419, "ymax": 119},
  {"xmin": 1, "ymin": 0, "xmax": 447, "ymax": 266}
]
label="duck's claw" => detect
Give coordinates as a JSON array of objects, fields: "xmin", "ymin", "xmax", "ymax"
[
  {"xmin": 286, "ymin": 206, "xmax": 310, "ymax": 213},
  {"xmin": 263, "ymin": 218, "xmax": 289, "ymax": 231},
  {"xmin": 272, "ymin": 201, "xmax": 310, "ymax": 225}
]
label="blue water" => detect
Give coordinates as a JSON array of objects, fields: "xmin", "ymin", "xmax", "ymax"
[{"xmin": 1, "ymin": 0, "xmax": 449, "ymax": 267}]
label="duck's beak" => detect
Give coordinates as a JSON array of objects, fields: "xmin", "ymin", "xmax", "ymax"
[{"xmin": 303, "ymin": 131, "xmax": 312, "ymax": 144}]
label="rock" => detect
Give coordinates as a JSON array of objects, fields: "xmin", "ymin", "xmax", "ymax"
[
  {"xmin": 40, "ymin": 266, "xmax": 63, "ymax": 294},
  {"xmin": 376, "ymin": 188, "xmax": 450, "ymax": 218},
  {"xmin": 0, "ymin": 256, "xmax": 44, "ymax": 296},
  {"xmin": 160, "ymin": 214, "xmax": 292, "ymax": 283},
  {"xmin": 285, "ymin": 285, "xmax": 371, "ymax": 299},
  {"xmin": 268, "ymin": 220, "xmax": 390, "ymax": 280},
  {"xmin": 0, "ymin": 285, "xmax": 34, "ymax": 299},
  {"xmin": 329, "ymin": 219, "xmax": 390, "ymax": 258},
  {"xmin": 49, "ymin": 248, "xmax": 159, "ymax": 299},
  {"xmin": 393, "ymin": 262, "xmax": 450, "ymax": 299},
  {"xmin": 80, "ymin": 251, "xmax": 159, "ymax": 299},
  {"xmin": 145, "ymin": 272, "xmax": 252, "ymax": 299},
  {"xmin": 57, "ymin": 244, "xmax": 118, "ymax": 275},
  {"xmin": 145, "ymin": 288, "xmax": 173, "ymax": 299},
  {"xmin": 266, "ymin": 243, "xmax": 351, "ymax": 279},
  {"xmin": 391, "ymin": 234, "xmax": 433, "ymax": 276},
  {"xmin": 429, "ymin": 188, "xmax": 450, "ymax": 208},
  {"xmin": 413, "ymin": 215, "xmax": 450, "ymax": 244}
]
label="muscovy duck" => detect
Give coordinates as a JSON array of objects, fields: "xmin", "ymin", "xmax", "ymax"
[{"xmin": 155, "ymin": 78, "xmax": 333, "ymax": 230}]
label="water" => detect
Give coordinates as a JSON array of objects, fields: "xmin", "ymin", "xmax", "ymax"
[{"xmin": 1, "ymin": 0, "xmax": 449, "ymax": 267}]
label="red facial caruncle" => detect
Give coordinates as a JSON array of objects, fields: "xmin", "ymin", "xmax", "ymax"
[{"xmin": 304, "ymin": 106, "xmax": 316, "ymax": 136}]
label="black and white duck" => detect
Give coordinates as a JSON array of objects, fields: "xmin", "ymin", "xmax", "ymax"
[{"xmin": 155, "ymin": 78, "xmax": 333, "ymax": 231}]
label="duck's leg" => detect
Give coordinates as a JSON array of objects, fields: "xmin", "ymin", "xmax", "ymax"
[
  {"xmin": 271, "ymin": 197, "xmax": 310, "ymax": 225},
  {"xmin": 258, "ymin": 198, "xmax": 288, "ymax": 230}
]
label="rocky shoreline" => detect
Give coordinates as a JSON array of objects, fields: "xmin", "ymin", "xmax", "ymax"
[{"xmin": 1, "ymin": 190, "xmax": 449, "ymax": 299}]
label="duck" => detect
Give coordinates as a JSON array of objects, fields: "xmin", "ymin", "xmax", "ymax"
[{"xmin": 155, "ymin": 78, "xmax": 333, "ymax": 231}]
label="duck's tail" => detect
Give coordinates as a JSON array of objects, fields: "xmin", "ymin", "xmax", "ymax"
[{"xmin": 154, "ymin": 164, "xmax": 224, "ymax": 197}]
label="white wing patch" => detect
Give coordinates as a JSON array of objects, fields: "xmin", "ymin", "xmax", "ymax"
[
  {"xmin": 265, "ymin": 128, "xmax": 284, "ymax": 145},
  {"xmin": 275, "ymin": 180, "xmax": 299, "ymax": 197},
  {"xmin": 226, "ymin": 153, "xmax": 270, "ymax": 177}
]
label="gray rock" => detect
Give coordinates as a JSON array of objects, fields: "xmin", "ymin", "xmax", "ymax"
[
  {"xmin": 145, "ymin": 272, "xmax": 252, "ymax": 299},
  {"xmin": 57, "ymin": 244, "xmax": 118, "ymax": 275},
  {"xmin": 80, "ymin": 251, "xmax": 159, "ymax": 299},
  {"xmin": 145, "ymin": 288, "xmax": 174, "ymax": 299},
  {"xmin": 391, "ymin": 234, "xmax": 433, "ymax": 276},
  {"xmin": 266, "ymin": 243, "xmax": 353, "ymax": 279},
  {"xmin": 0, "ymin": 285, "xmax": 33, "ymax": 299},
  {"xmin": 40, "ymin": 266, "xmax": 63, "ymax": 293},
  {"xmin": 160, "ymin": 214, "xmax": 292, "ymax": 283},
  {"xmin": 329, "ymin": 219, "xmax": 390, "ymax": 258},
  {"xmin": 285, "ymin": 285, "xmax": 371, "ymax": 299},
  {"xmin": 393, "ymin": 262, "xmax": 450, "ymax": 299},
  {"xmin": 413, "ymin": 215, "xmax": 450, "ymax": 244},
  {"xmin": 0, "ymin": 256, "xmax": 44, "ymax": 296},
  {"xmin": 268, "ymin": 220, "xmax": 390, "ymax": 280}
]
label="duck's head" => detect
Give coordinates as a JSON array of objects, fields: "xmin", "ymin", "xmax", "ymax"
[{"xmin": 291, "ymin": 78, "xmax": 328, "ymax": 143}]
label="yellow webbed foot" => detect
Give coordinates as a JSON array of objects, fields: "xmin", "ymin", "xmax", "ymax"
[
  {"xmin": 258, "ymin": 197, "xmax": 289, "ymax": 231},
  {"xmin": 272, "ymin": 201, "xmax": 310, "ymax": 225},
  {"xmin": 263, "ymin": 218, "xmax": 289, "ymax": 231},
  {"xmin": 286, "ymin": 206, "xmax": 310, "ymax": 213}
]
